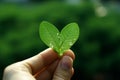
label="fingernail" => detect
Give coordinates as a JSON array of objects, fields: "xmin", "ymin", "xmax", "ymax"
[{"xmin": 60, "ymin": 56, "xmax": 73, "ymax": 70}]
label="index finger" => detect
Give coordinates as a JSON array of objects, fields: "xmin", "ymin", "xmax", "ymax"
[{"xmin": 23, "ymin": 48, "xmax": 58, "ymax": 74}]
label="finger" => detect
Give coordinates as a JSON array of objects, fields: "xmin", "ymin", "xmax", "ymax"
[
  {"xmin": 62, "ymin": 49, "xmax": 75, "ymax": 60},
  {"xmin": 35, "ymin": 60, "xmax": 59, "ymax": 80},
  {"xmin": 53, "ymin": 56, "xmax": 73, "ymax": 80},
  {"xmin": 23, "ymin": 48, "xmax": 58, "ymax": 74}
]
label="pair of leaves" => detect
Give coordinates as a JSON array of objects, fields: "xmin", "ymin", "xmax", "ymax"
[{"xmin": 39, "ymin": 21, "xmax": 80, "ymax": 56}]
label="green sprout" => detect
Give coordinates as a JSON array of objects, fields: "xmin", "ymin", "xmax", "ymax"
[{"xmin": 39, "ymin": 21, "xmax": 80, "ymax": 56}]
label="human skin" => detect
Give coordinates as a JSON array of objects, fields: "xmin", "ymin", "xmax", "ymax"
[{"xmin": 3, "ymin": 48, "xmax": 75, "ymax": 80}]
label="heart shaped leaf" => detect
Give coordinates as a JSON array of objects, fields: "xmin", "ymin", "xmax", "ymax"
[{"xmin": 39, "ymin": 21, "xmax": 80, "ymax": 56}]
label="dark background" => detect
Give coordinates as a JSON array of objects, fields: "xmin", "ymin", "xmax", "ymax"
[{"xmin": 0, "ymin": 0, "xmax": 120, "ymax": 80}]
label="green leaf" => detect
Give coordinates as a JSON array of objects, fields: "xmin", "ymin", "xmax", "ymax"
[
  {"xmin": 39, "ymin": 21, "xmax": 60, "ymax": 51},
  {"xmin": 39, "ymin": 21, "xmax": 80, "ymax": 56},
  {"xmin": 59, "ymin": 23, "xmax": 79, "ymax": 55}
]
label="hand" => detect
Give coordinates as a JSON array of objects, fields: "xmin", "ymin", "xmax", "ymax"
[{"xmin": 3, "ymin": 48, "xmax": 75, "ymax": 80}]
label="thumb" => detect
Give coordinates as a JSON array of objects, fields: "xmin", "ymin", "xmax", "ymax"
[{"xmin": 53, "ymin": 56, "xmax": 73, "ymax": 80}]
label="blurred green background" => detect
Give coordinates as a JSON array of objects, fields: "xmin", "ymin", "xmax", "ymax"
[{"xmin": 0, "ymin": 0, "xmax": 120, "ymax": 80}]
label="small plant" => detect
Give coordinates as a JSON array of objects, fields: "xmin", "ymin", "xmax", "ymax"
[{"xmin": 39, "ymin": 21, "xmax": 80, "ymax": 56}]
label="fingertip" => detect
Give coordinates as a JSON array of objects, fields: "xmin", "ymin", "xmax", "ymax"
[
  {"xmin": 62, "ymin": 50, "xmax": 75, "ymax": 60},
  {"xmin": 53, "ymin": 56, "xmax": 73, "ymax": 80},
  {"xmin": 60, "ymin": 56, "xmax": 73, "ymax": 70}
]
